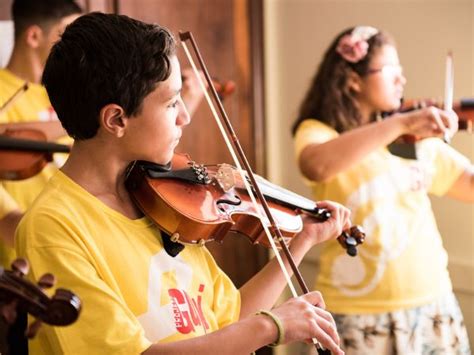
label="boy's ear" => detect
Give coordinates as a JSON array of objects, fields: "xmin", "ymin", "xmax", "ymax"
[
  {"xmin": 24, "ymin": 25, "xmax": 44, "ymax": 49},
  {"xmin": 100, "ymin": 104, "xmax": 126, "ymax": 137},
  {"xmin": 347, "ymin": 71, "xmax": 362, "ymax": 93}
]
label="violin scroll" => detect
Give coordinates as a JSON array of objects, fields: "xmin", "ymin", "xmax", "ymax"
[
  {"xmin": 337, "ymin": 226, "xmax": 365, "ymax": 257},
  {"xmin": 0, "ymin": 258, "xmax": 81, "ymax": 338},
  {"xmin": 309, "ymin": 208, "xmax": 365, "ymax": 257}
]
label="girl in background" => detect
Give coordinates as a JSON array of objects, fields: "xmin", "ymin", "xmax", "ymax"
[{"xmin": 293, "ymin": 26, "xmax": 472, "ymax": 354}]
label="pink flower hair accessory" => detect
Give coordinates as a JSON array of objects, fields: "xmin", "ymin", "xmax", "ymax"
[{"xmin": 336, "ymin": 26, "xmax": 378, "ymax": 63}]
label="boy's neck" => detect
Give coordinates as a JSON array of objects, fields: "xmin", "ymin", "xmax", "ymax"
[
  {"xmin": 62, "ymin": 141, "xmax": 144, "ymax": 219},
  {"xmin": 6, "ymin": 45, "xmax": 43, "ymax": 84}
]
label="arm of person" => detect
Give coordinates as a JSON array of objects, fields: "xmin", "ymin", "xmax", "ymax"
[
  {"xmin": 144, "ymin": 291, "xmax": 343, "ymax": 355},
  {"xmin": 0, "ymin": 187, "xmax": 22, "ymax": 247},
  {"xmin": 238, "ymin": 200, "xmax": 351, "ymax": 317},
  {"xmin": 299, "ymin": 107, "xmax": 456, "ymax": 182},
  {"xmin": 0, "ymin": 121, "xmax": 67, "ymax": 141},
  {"xmin": 0, "ymin": 210, "xmax": 22, "ymax": 248}
]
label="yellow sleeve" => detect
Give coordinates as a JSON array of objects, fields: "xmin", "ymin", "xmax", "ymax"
[
  {"xmin": 417, "ymin": 138, "xmax": 471, "ymax": 196},
  {"xmin": 293, "ymin": 119, "xmax": 338, "ymax": 161},
  {"xmin": 16, "ymin": 215, "xmax": 152, "ymax": 355},
  {"xmin": 0, "ymin": 186, "xmax": 18, "ymax": 219},
  {"xmin": 293, "ymin": 119, "xmax": 338, "ymax": 186}
]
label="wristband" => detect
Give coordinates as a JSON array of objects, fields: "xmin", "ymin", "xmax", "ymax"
[{"xmin": 255, "ymin": 309, "xmax": 284, "ymax": 347}]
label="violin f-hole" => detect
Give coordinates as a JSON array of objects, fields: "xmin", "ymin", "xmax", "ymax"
[{"xmin": 216, "ymin": 195, "xmax": 242, "ymax": 212}]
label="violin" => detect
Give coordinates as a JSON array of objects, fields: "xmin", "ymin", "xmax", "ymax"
[
  {"xmin": 384, "ymin": 97, "xmax": 474, "ymax": 160},
  {"xmin": 398, "ymin": 97, "xmax": 474, "ymax": 133},
  {"xmin": 0, "ymin": 258, "xmax": 81, "ymax": 354},
  {"xmin": 0, "ymin": 129, "xmax": 70, "ymax": 180},
  {"xmin": 125, "ymin": 153, "xmax": 365, "ymax": 255}
]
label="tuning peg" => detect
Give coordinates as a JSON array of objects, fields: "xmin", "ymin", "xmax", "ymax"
[
  {"xmin": 38, "ymin": 273, "xmax": 56, "ymax": 289},
  {"xmin": 11, "ymin": 258, "xmax": 29, "ymax": 276},
  {"xmin": 26, "ymin": 319, "xmax": 43, "ymax": 338},
  {"xmin": 0, "ymin": 299, "xmax": 18, "ymax": 324},
  {"xmin": 337, "ymin": 226, "xmax": 366, "ymax": 257}
]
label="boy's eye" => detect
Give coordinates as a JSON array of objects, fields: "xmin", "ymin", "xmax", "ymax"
[{"xmin": 169, "ymin": 100, "xmax": 178, "ymax": 108}]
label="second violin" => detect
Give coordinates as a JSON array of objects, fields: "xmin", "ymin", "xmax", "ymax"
[
  {"xmin": 0, "ymin": 129, "xmax": 70, "ymax": 181},
  {"xmin": 398, "ymin": 97, "xmax": 474, "ymax": 133}
]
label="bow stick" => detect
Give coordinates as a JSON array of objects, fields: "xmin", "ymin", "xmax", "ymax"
[{"xmin": 179, "ymin": 31, "xmax": 328, "ymax": 353}]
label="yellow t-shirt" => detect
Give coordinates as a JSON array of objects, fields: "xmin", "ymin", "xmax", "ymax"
[
  {"xmin": 0, "ymin": 186, "xmax": 18, "ymax": 219},
  {"xmin": 0, "ymin": 68, "xmax": 59, "ymax": 266},
  {"xmin": 295, "ymin": 119, "xmax": 470, "ymax": 314},
  {"xmin": 15, "ymin": 171, "xmax": 241, "ymax": 354}
]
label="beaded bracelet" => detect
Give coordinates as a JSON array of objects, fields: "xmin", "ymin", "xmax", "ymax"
[{"xmin": 255, "ymin": 309, "xmax": 284, "ymax": 347}]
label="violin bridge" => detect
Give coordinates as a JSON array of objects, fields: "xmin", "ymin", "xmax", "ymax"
[{"xmin": 215, "ymin": 164, "xmax": 236, "ymax": 191}]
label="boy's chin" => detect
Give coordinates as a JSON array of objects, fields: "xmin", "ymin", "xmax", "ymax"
[{"xmin": 159, "ymin": 151, "xmax": 174, "ymax": 166}]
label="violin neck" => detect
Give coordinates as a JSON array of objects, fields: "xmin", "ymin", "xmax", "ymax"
[
  {"xmin": 0, "ymin": 135, "xmax": 70, "ymax": 153},
  {"xmin": 252, "ymin": 175, "xmax": 319, "ymax": 213},
  {"xmin": 460, "ymin": 98, "xmax": 474, "ymax": 109}
]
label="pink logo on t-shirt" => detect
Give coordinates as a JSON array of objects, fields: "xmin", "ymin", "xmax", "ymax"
[
  {"xmin": 38, "ymin": 107, "xmax": 58, "ymax": 121},
  {"xmin": 408, "ymin": 165, "xmax": 427, "ymax": 191},
  {"xmin": 168, "ymin": 284, "xmax": 209, "ymax": 334}
]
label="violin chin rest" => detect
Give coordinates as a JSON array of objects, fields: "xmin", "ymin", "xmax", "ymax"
[{"xmin": 137, "ymin": 160, "xmax": 172, "ymax": 173}]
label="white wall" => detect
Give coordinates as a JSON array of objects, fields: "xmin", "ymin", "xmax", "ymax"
[{"xmin": 264, "ymin": 0, "xmax": 473, "ymax": 353}]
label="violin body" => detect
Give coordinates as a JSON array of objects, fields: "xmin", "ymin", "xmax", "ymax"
[
  {"xmin": 0, "ymin": 129, "xmax": 51, "ymax": 180},
  {"xmin": 0, "ymin": 129, "xmax": 70, "ymax": 180},
  {"xmin": 125, "ymin": 154, "xmax": 303, "ymax": 248}
]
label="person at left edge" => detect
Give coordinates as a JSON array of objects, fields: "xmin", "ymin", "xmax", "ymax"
[{"xmin": 0, "ymin": 0, "xmax": 82, "ymax": 268}]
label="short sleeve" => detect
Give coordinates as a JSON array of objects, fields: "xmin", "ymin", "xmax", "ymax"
[
  {"xmin": 417, "ymin": 138, "xmax": 472, "ymax": 196},
  {"xmin": 294, "ymin": 119, "xmax": 338, "ymax": 161},
  {"xmin": 15, "ymin": 213, "xmax": 152, "ymax": 355}
]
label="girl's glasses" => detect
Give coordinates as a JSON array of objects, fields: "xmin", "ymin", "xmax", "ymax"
[{"xmin": 367, "ymin": 64, "xmax": 403, "ymax": 77}]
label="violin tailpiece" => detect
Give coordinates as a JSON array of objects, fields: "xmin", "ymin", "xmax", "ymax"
[{"xmin": 161, "ymin": 232, "xmax": 185, "ymax": 257}]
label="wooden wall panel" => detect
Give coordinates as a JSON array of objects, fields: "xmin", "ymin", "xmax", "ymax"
[{"xmin": 0, "ymin": 1, "xmax": 12, "ymax": 20}]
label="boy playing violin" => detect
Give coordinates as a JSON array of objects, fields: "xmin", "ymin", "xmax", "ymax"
[{"xmin": 15, "ymin": 12, "xmax": 350, "ymax": 354}]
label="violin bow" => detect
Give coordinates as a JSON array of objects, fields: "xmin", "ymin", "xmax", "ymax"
[
  {"xmin": 179, "ymin": 31, "xmax": 327, "ymax": 353},
  {"xmin": 443, "ymin": 51, "xmax": 454, "ymax": 143},
  {"xmin": 0, "ymin": 82, "xmax": 28, "ymax": 117}
]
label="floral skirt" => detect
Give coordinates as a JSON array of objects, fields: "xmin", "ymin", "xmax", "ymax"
[{"xmin": 329, "ymin": 292, "xmax": 471, "ymax": 355}]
